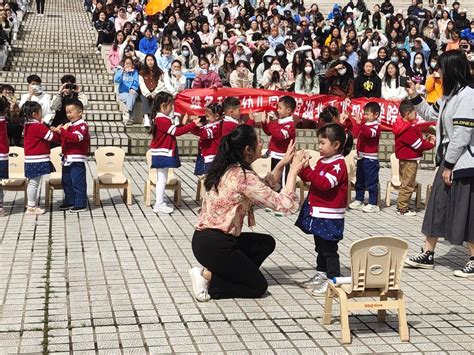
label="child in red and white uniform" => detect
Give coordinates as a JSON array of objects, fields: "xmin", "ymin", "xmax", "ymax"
[
  {"xmin": 221, "ymin": 97, "xmax": 255, "ymax": 137},
  {"xmin": 52, "ymin": 100, "xmax": 90, "ymax": 213},
  {"xmin": 150, "ymin": 92, "xmax": 202, "ymax": 214},
  {"xmin": 22, "ymin": 101, "xmax": 60, "ymax": 215},
  {"xmin": 348, "ymin": 102, "xmax": 382, "ymax": 213},
  {"xmin": 192, "ymin": 103, "xmax": 222, "ymax": 176},
  {"xmin": 262, "ymin": 95, "xmax": 296, "ymax": 189},
  {"xmin": 0, "ymin": 98, "xmax": 9, "ymax": 216},
  {"xmin": 393, "ymin": 99, "xmax": 435, "ymax": 216},
  {"xmin": 295, "ymin": 123, "xmax": 353, "ymax": 297}
]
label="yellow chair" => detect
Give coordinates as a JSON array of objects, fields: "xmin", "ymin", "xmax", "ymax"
[
  {"xmin": 195, "ymin": 175, "xmax": 206, "ymax": 203},
  {"xmin": 93, "ymin": 147, "xmax": 132, "ymax": 206},
  {"xmin": 385, "ymin": 153, "xmax": 422, "ymax": 209},
  {"xmin": 44, "ymin": 147, "xmax": 63, "ymax": 206},
  {"xmin": 296, "ymin": 150, "xmax": 320, "ymax": 205},
  {"xmin": 251, "ymin": 153, "xmax": 272, "ymax": 179},
  {"xmin": 322, "ymin": 235, "xmax": 410, "ymax": 344},
  {"xmin": 2, "ymin": 147, "xmax": 27, "ymax": 206},
  {"xmin": 144, "ymin": 150, "xmax": 182, "ymax": 207}
]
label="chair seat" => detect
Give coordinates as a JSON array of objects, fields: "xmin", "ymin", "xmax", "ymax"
[
  {"xmin": 50, "ymin": 172, "xmax": 62, "ymax": 180},
  {"xmin": 149, "ymin": 175, "xmax": 178, "ymax": 186},
  {"xmin": 166, "ymin": 178, "xmax": 178, "ymax": 186},
  {"xmin": 49, "ymin": 177, "xmax": 62, "ymax": 186},
  {"xmin": 98, "ymin": 173, "xmax": 127, "ymax": 184},
  {"xmin": 2, "ymin": 178, "xmax": 26, "ymax": 186}
]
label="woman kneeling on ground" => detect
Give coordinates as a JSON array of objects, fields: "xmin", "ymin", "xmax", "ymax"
[{"xmin": 190, "ymin": 125, "xmax": 308, "ymax": 301}]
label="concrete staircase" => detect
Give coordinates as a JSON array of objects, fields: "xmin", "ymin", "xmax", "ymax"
[{"xmin": 0, "ymin": 0, "xmax": 129, "ymax": 153}]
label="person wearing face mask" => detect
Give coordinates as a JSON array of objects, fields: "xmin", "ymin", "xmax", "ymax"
[
  {"xmin": 409, "ymin": 52, "xmax": 428, "ymax": 88},
  {"xmin": 325, "ymin": 60, "xmax": 355, "ymax": 98},
  {"xmin": 295, "ymin": 59, "xmax": 320, "ymax": 95},
  {"xmin": 230, "ymin": 60, "xmax": 254, "ymax": 88},
  {"xmin": 178, "ymin": 42, "xmax": 199, "ymax": 74},
  {"xmin": 261, "ymin": 58, "xmax": 288, "ymax": 90},
  {"xmin": 19, "ymin": 75, "xmax": 53, "ymax": 119},
  {"xmin": 164, "ymin": 60, "xmax": 186, "ymax": 97},
  {"xmin": 274, "ymin": 43, "xmax": 288, "ymax": 69},
  {"xmin": 114, "ymin": 7, "xmax": 128, "ymax": 32},
  {"xmin": 378, "ymin": 49, "xmax": 407, "ymax": 78},
  {"xmin": 192, "ymin": 57, "xmax": 223, "ymax": 89},
  {"xmin": 425, "ymin": 57, "xmax": 443, "ymax": 104},
  {"xmin": 256, "ymin": 47, "xmax": 276, "ymax": 87},
  {"xmin": 234, "ymin": 41, "xmax": 252, "ymax": 63}
]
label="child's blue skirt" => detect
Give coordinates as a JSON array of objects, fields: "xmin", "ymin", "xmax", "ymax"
[
  {"xmin": 194, "ymin": 152, "xmax": 212, "ymax": 176},
  {"xmin": 0, "ymin": 159, "xmax": 8, "ymax": 179},
  {"xmin": 25, "ymin": 161, "xmax": 54, "ymax": 179},
  {"xmin": 151, "ymin": 150, "xmax": 181, "ymax": 169},
  {"xmin": 295, "ymin": 199, "xmax": 344, "ymax": 241}
]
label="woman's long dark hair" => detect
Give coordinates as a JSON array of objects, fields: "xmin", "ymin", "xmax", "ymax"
[
  {"xmin": 150, "ymin": 92, "xmax": 174, "ymax": 136},
  {"xmin": 112, "ymin": 30, "xmax": 125, "ymax": 51},
  {"xmin": 139, "ymin": 54, "xmax": 163, "ymax": 81},
  {"xmin": 438, "ymin": 50, "xmax": 473, "ymax": 96},
  {"xmin": 204, "ymin": 125, "xmax": 257, "ymax": 192},
  {"xmin": 383, "ymin": 62, "xmax": 400, "ymax": 88}
]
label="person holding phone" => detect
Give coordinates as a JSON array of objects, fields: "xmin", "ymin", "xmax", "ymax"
[{"xmin": 19, "ymin": 75, "xmax": 52, "ymax": 119}]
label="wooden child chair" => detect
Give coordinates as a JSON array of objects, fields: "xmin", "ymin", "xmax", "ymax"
[
  {"xmin": 44, "ymin": 147, "xmax": 63, "ymax": 206},
  {"xmin": 2, "ymin": 147, "xmax": 27, "ymax": 206}
]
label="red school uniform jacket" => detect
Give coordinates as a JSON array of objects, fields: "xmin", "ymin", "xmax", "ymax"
[
  {"xmin": 393, "ymin": 119, "xmax": 435, "ymax": 160},
  {"xmin": 0, "ymin": 115, "xmax": 8, "ymax": 162},
  {"xmin": 60, "ymin": 118, "xmax": 90, "ymax": 164},
  {"xmin": 192, "ymin": 121, "xmax": 222, "ymax": 163},
  {"xmin": 299, "ymin": 154, "xmax": 348, "ymax": 219},
  {"xmin": 221, "ymin": 116, "xmax": 255, "ymax": 137},
  {"xmin": 262, "ymin": 116, "xmax": 296, "ymax": 160},
  {"xmin": 150, "ymin": 113, "xmax": 196, "ymax": 157},
  {"xmin": 23, "ymin": 121, "xmax": 60, "ymax": 163},
  {"xmin": 356, "ymin": 120, "xmax": 381, "ymax": 160}
]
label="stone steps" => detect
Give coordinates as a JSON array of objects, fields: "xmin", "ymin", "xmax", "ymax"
[{"xmin": 14, "ymin": 83, "xmax": 115, "ymax": 93}]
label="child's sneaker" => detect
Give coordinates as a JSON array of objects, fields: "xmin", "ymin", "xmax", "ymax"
[
  {"xmin": 58, "ymin": 204, "xmax": 73, "ymax": 211},
  {"xmin": 143, "ymin": 114, "xmax": 151, "ymax": 129},
  {"xmin": 396, "ymin": 208, "xmax": 417, "ymax": 216},
  {"xmin": 0, "ymin": 207, "xmax": 6, "ymax": 216},
  {"xmin": 348, "ymin": 200, "xmax": 364, "ymax": 210},
  {"xmin": 405, "ymin": 248, "xmax": 434, "ymax": 269},
  {"xmin": 311, "ymin": 279, "xmax": 331, "ymax": 297},
  {"xmin": 153, "ymin": 204, "xmax": 174, "ymax": 215},
  {"xmin": 453, "ymin": 259, "xmax": 474, "ymax": 278},
  {"xmin": 188, "ymin": 267, "xmax": 210, "ymax": 302},
  {"xmin": 26, "ymin": 207, "xmax": 45, "ymax": 215},
  {"xmin": 299, "ymin": 271, "xmax": 327, "ymax": 289},
  {"xmin": 362, "ymin": 204, "xmax": 380, "ymax": 213},
  {"xmin": 70, "ymin": 207, "xmax": 88, "ymax": 213}
]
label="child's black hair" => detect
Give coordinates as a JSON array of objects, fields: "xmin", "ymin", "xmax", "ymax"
[
  {"xmin": 398, "ymin": 99, "xmax": 415, "ymax": 117},
  {"xmin": 19, "ymin": 101, "xmax": 42, "ymax": 124},
  {"xmin": 222, "ymin": 97, "xmax": 240, "ymax": 113},
  {"xmin": 279, "ymin": 95, "xmax": 296, "ymax": 112},
  {"xmin": 363, "ymin": 102, "xmax": 381, "ymax": 116},
  {"xmin": 317, "ymin": 123, "xmax": 353, "ymax": 156},
  {"xmin": 206, "ymin": 103, "xmax": 223, "ymax": 116},
  {"xmin": 150, "ymin": 92, "xmax": 174, "ymax": 135},
  {"xmin": 319, "ymin": 106, "xmax": 340, "ymax": 125},
  {"xmin": 65, "ymin": 100, "xmax": 84, "ymax": 112}
]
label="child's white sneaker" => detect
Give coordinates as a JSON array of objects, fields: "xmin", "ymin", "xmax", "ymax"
[
  {"xmin": 311, "ymin": 279, "xmax": 330, "ymax": 297},
  {"xmin": 362, "ymin": 204, "xmax": 380, "ymax": 213},
  {"xmin": 396, "ymin": 208, "xmax": 417, "ymax": 217},
  {"xmin": 348, "ymin": 200, "xmax": 364, "ymax": 210},
  {"xmin": 188, "ymin": 267, "xmax": 210, "ymax": 302},
  {"xmin": 153, "ymin": 204, "xmax": 174, "ymax": 215},
  {"xmin": 26, "ymin": 206, "xmax": 45, "ymax": 215}
]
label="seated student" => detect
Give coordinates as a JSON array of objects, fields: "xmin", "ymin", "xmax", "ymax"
[
  {"xmin": 156, "ymin": 45, "xmax": 174, "ymax": 72},
  {"xmin": 348, "ymin": 102, "xmax": 382, "ymax": 213},
  {"xmin": 392, "ymin": 99, "xmax": 435, "ymax": 216},
  {"xmin": 221, "ymin": 97, "xmax": 255, "ymax": 137},
  {"xmin": 138, "ymin": 27, "xmax": 158, "ymax": 56},
  {"xmin": 94, "ymin": 11, "xmax": 115, "ymax": 54},
  {"xmin": 1, "ymin": 84, "xmax": 21, "ymax": 146},
  {"xmin": 354, "ymin": 60, "xmax": 382, "ymax": 98},
  {"xmin": 114, "ymin": 57, "xmax": 139, "ymax": 125},
  {"xmin": 261, "ymin": 96, "xmax": 296, "ymax": 190},
  {"xmin": 51, "ymin": 101, "xmax": 91, "ymax": 213}
]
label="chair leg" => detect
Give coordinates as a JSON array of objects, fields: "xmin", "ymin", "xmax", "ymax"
[
  {"xmin": 385, "ymin": 182, "xmax": 391, "ymax": 207},
  {"xmin": 339, "ymin": 291, "xmax": 351, "ymax": 344},
  {"xmin": 126, "ymin": 182, "xmax": 132, "ymax": 205},
  {"xmin": 144, "ymin": 180, "xmax": 150, "ymax": 206},
  {"xmin": 23, "ymin": 185, "xmax": 27, "ymax": 208},
  {"xmin": 378, "ymin": 183, "xmax": 382, "ymax": 209},
  {"xmin": 397, "ymin": 290, "xmax": 410, "ymax": 342},
  {"xmin": 195, "ymin": 178, "xmax": 201, "ymax": 202},
  {"xmin": 298, "ymin": 181, "xmax": 305, "ymax": 206},
  {"xmin": 175, "ymin": 181, "xmax": 182, "ymax": 207},
  {"xmin": 322, "ymin": 287, "xmax": 334, "ymax": 325},
  {"xmin": 94, "ymin": 179, "xmax": 100, "ymax": 206},
  {"xmin": 377, "ymin": 294, "xmax": 387, "ymax": 322},
  {"xmin": 45, "ymin": 180, "xmax": 50, "ymax": 207},
  {"xmin": 415, "ymin": 183, "xmax": 422, "ymax": 210},
  {"xmin": 346, "ymin": 183, "xmax": 352, "ymax": 207},
  {"xmin": 426, "ymin": 184, "xmax": 432, "ymax": 206}
]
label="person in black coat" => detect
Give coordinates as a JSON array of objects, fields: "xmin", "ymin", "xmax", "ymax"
[{"xmin": 354, "ymin": 59, "xmax": 382, "ymax": 98}]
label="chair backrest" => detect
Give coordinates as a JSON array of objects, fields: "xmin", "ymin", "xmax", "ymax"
[
  {"xmin": 94, "ymin": 147, "xmax": 125, "ymax": 175},
  {"xmin": 306, "ymin": 149, "xmax": 320, "ymax": 168},
  {"xmin": 50, "ymin": 146, "xmax": 63, "ymax": 173},
  {"xmin": 251, "ymin": 155, "xmax": 271, "ymax": 179},
  {"xmin": 348, "ymin": 236, "xmax": 408, "ymax": 293},
  {"xmin": 344, "ymin": 150, "xmax": 357, "ymax": 184},
  {"xmin": 146, "ymin": 150, "xmax": 176, "ymax": 184},
  {"xmin": 390, "ymin": 153, "xmax": 401, "ymax": 186},
  {"xmin": 8, "ymin": 146, "xmax": 25, "ymax": 178}
]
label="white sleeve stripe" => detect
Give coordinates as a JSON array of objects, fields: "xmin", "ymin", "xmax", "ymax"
[
  {"xmin": 325, "ymin": 172, "xmax": 338, "ymax": 188},
  {"xmin": 44, "ymin": 131, "xmax": 53, "ymax": 141},
  {"xmin": 370, "ymin": 128, "xmax": 377, "ymax": 137},
  {"xmin": 280, "ymin": 129, "xmax": 289, "ymax": 139},
  {"xmin": 167, "ymin": 125, "xmax": 177, "ymax": 135},
  {"xmin": 206, "ymin": 129, "xmax": 213, "ymax": 138},
  {"xmin": 411, "ymin": 138, "xmax": 422, "ymax": 149},
  {"xmin": 73, "ymin": 131, "xmax": 84, "ymax": 141}
]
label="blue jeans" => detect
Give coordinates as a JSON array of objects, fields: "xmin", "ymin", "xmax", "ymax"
[
  {"xmin": 118, "ymin": 91, "xmax": 138, "ymax": 113},
  {"xmin": 355, "ymin": 158, "xmax": 380, "ymax": 205},
  {"xmin": 62, "ymin": 162, "xmax": 87, "ymax": 208}
]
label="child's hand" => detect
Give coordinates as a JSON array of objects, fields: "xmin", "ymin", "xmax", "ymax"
[
  {"xmin": 279, "ymin": 139, "xmax": 296, "ymax": 166},
  {"xmin": 340, "ymin": 111, "xmax": 349, "ymax": 123},
  {"xmin": 428, "ymin": 134, "xmax": 436, "ymax": 144},
  {"xmin": 50, "ymin": 126, "xmax": 61, "ymax": 133},
  {"xmin": 249, "ymin": 109, "xmax": 258, "ymax": 122},
  {"xmin": 290, "ymin": 150, "xmax": 310, "ymax": 174},
  {"xmin": 192, "ymin": 116, "xmax": 203, "ymax": 127},
  {"xmin": 181, "ymin": 113, "xmax": 189, "ymax": 125},
  {"xmin": 354, "ymin": 112, "xmax": 362, "ymax": 124},
  {"xmin": 405, "ymin": 79, "xmax": 417, "ymax": 98}
]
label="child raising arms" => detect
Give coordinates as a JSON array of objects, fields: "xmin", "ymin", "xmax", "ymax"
[{"xmin": 295, "ymin": 123, "xmax": 353, "ymax": 297}]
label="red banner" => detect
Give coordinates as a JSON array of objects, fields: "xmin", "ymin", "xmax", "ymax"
[{"xmin": 174, "ymin": 88, "xmax": 435, "ymax": 132}]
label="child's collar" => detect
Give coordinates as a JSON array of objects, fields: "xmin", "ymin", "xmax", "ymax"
[
  {"xmin": 70, "ymin": 118, "xmax": 85, "ymax": 126},
  {"xmin": 278, "ymin": 116, "xmax": 293, "ymax": 124},
  {"xmin": 224, "ymin": 115, "xmax": 239, "ymax": 124}
]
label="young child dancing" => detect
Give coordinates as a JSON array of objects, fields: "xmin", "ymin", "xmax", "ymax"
[
  {"xmin": 149, "ymin": 92, "xmax": 202, "ymax": 214},
  {"xmin": 22, "ymin": 101, "xmax": 60, "ymax": 214},
  {"xmin": 296, "ymin": 123, "xmax": 353, "ymax": 297},
  {"xmin": 192, "ymin": 103, "xmax": 222, "ymax": 176}
]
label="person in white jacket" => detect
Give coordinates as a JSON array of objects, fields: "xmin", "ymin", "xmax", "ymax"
[
  {"xmin": 381, "ymin": 62, "xmax": 408, "ymax": 101},
  {"xmin": 19, "ymin": 74, "xmax": 53, "ymax": 121},
  {"xmin": 164, "ymin": 59, "xmax": 186, "ymax": 97},
  {"xmin": 139, "ymin": 55, "xmax": 167, "ymax": 128},
  {"xmin": 361, "ymin": 29, "xmax": 388, "ymax": 59}
]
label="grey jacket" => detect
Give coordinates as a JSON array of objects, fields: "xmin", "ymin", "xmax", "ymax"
[{"xmin": 413, "ymin": 86, "xmax": 474, "ymax": 179}]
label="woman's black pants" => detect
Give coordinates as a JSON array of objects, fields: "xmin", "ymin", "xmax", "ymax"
[
  {"xmin": 37, "ymin": 0, "xmax": 45, "ymax": 14},
  {"xmin": 192, "ymin": 229, "xmax": 275, "ymax": 299}
]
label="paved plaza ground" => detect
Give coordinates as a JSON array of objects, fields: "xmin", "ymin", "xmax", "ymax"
[{"xmin": 0, "ymin": 160, "xmax": 473, "ymax": 354}]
